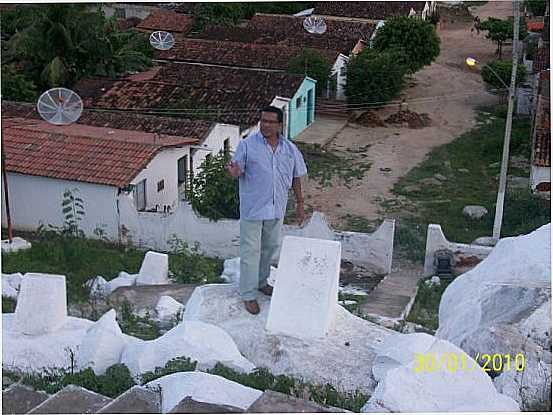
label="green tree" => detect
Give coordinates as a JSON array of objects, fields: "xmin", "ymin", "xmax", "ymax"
[
  {"xmin": 345, "ymin": 48, "xmax": 409, "ymax": 105},
  {"xmin": 3, "ymin": 4, "xmax": 152, "ymax": 89},
  {"xmin": 1, "ymin": 63, "xmax": 38, "ymax": 101},
  {"xmin": 188, "ymin": 151, "xmax": 240, "ymax": 221},
  {"xmin": 480, "ymin": 17, "xmax": 528, "ymax": 59},
  {"xmin": 373, "ymin": 16, "xmax": 440, "ymax": 73},
  {"xmin": 525, "ymin": 0, "xmax": 547, "ymax": 16},
  {"xmin": 287, "ymin": 48, "xmax": 332, "ymax": 96},
  {"xmin": 481, "ymin": 60, "xmax": 527, "ymax": 90}
]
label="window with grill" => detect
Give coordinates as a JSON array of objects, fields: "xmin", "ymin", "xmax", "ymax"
[{"xmin": 157, "ymin": 180, "xmax": 165, "ymax": 192}]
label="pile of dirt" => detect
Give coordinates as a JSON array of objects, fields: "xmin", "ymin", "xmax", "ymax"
[
  {"xmin": 352, "ymin": 110, "xmax": 385, "ymax": 127},
  {"xmin": 385, "ymin": 110, "xmax": 432, "ymax": 129}
]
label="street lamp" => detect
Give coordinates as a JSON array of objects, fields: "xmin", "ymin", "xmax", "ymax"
[
  {"xmin": 463, "ymin": 1, "xmax": 520, "ymax": 242},
  {"xmin": 465, "ymin": 57, "xmax": 510, "ymax": 90}
]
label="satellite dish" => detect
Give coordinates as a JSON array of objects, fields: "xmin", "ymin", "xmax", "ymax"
[
  {"xmin": 294, "ymin": 8, "xmax": 315, "ymax": 17},
  {"xmin": 37, "ymin": 87, "xmax": 83, "ymax": 125},
  {"xmin": 303, "ymin": 16, "xmax": 327, "ymax": 34},
  {"xmin": 149, "ymin": 31, "xmax": 175, "ymax": 50}
]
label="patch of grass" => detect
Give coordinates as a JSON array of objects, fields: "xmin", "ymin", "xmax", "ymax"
[
  {"xmin": 406, "ymin": 278, "xmax": 454, "ymax": 331},
  {"xmin": 390, "ymin": 108, "xmax": 549, "ymax": 245},
  {"xmin": 208, "ymin": 363, "xmax": 368, "ymax": 412},
  {"xmin": 167, "ymin": 236, "xmax": 225, "ymax": 285},
  {"xmin": 140, "ymin": 356, "xmax": 197, "ymax": 384},
  {"xmin": 394, "ymin": 220, "xmax": 427, "ymax": 263},
  {"xmin": 338, "ymin": 292, "xmax": 369, "ymax": 315},
  {"xmin": 1, "ymin": 231, "xmax": 145, "ymax": 304},
  {"xmin": 117, "ymin": 300, "xmax": 160, "ymax": 340},
  {"xmin": 4, "ymin": 364, "xmax": 136, "ymax": 398},
  {"xmin": 339, "ymin": 214, "xmax": 378, "ymax": 233},
  {"xmin": 2, "ymin": 296, "xmax": 16, "ymax": 313},
  {"xmin": 296, "ymin": 142, "xmax": 372, "ymax": 189}
]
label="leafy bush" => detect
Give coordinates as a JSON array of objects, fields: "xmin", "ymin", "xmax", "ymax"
[
  {"xmin": 188, "ymin": 151, "xmax": 240, "ymax": 221},
  {"xmin": 481, "ymin": 60, "xmax": 527, "ymax": 90},
  {"xmin": 480, "ymin": 17, "xmax": 528, "ymax": 58},
  {"xmin": 1, "ymin": 63, "xmax": 37, "ymax": 102},
  {"xmin": 141, "ymin": 357, "xmax": 197, "ymax": 384},
  {"xmin": 167, "ymin": 236, "xmax": 225, "ymax": 284},
  {"xmin": 287, "ymin": 48, "xmax": 332, "ymax": 96},
  {"xmin": 117, "ymin": 299, "xmax": 161, "ymax": 340},
  {"xmin": 525, "ymin": 0, "xmax": 547, "ymax": 16},
  {"xmin": 373, "ymin": 16, "xmax": 440, "ymax": 73},
  {"xmin": 345, "ymin": 48, "xmax": 409, "ymax": 105}
]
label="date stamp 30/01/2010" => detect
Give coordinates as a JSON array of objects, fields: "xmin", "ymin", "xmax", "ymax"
[{"xmin": 413, "ymin": 352, "xmax": 526, "ymax": 374}]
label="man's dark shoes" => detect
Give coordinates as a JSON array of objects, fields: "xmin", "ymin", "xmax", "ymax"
[
  {"xmin": 244, "ymin": 300, "xmax": 260, "ymax": 315},
  {"xmin": 258, "ymin": 285, "xmax": 273, "ymax": 296}
]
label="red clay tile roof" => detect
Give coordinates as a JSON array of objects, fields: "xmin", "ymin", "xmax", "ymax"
[
  {"xmin": 117, "ymin": 16, "xmax": 142, "ymax": 31},
  {"xmin": 74, "ymin": 63, "xmax": 307, "ymax": 129},
  {"xmin": 2, "ymin": 118, "xmax": 166, "ymax": 187},
  {"xmin": 137, "ymin": 9, "xmax": 194, "ymax": 33},
  {"xmin": 194, "ymin": 13, "xmax": 375, "ymax": 54},
  {"xmin": 314, "ymin": 1, "xmax": 427, "ymax": 19},
  {"xmin": 527, "ymin": 20, "xmax": 545, "ymax": 32},
  {"xmin": 2, "ymin": 101, "xmax": 210, "ymax": 143},
  {"xmin": 154, "ymin": 37, "xmax": 341, "ymax": 70},
  {"xmin": 533, "ymin": 46, "xmax": 550, "ymax": 73}
]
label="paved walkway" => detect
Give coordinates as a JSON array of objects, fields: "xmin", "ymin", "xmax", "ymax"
[{"xmin": 360, "ymin": 259, "xmax": 424, "ymax": 321}]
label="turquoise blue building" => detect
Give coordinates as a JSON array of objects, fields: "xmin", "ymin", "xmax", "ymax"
[{"xmin": 285, "ymin": 77, "xmax": 317, "ymax": 139}]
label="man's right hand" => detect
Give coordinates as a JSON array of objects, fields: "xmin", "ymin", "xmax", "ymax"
[{"xmin": 225, "ymin": 160, "xmax": 241, "ymax": 177}]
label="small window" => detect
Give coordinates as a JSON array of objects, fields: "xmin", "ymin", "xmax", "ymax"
[
  {"xmin": 296, "ymin": 97, "xmax": 302, "ymax": 108},
  {"xmin": 224, "ymin": 138, "xmax": 230, "ymax": 155},
  {"xmin": 157, "ymin": 180, "xmax": 165, "ymax": 192},
  {"xmin": 114, "ymin": 8, "xmax": 126, "ymax": 18}
]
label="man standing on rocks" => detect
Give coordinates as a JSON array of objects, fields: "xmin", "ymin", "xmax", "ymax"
[{"xmin": 226, "ymin": 106, "xmax": 308, "ymax": 315}]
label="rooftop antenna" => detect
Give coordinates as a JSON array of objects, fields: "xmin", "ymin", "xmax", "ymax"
[
  {"xmin": 37, "ymin": 87, "xmax": 83, "ymax": 125},
  {"xmin": 150, "ymin": 31, "xmax": 175, "ymax": 50},
  {"xmin": 303, "ymin": 15, "xmax": 327, "ymax": 34}
]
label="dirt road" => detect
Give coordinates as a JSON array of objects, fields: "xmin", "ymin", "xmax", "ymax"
[{"xmin": 297, "ymin": 1, "xmax": 515, "ymax": 229}]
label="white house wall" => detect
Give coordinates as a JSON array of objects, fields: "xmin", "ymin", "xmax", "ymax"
[
  {"xmin": 131, "ymin": 147, "xmax": 190, "ymax": 212},
  {"xmin": 190, "ymin": 123, "xmax": 240, "ymax": 173},
  {"xmin": 101, "ymin": 3, "xmax": 157, "ymax": 19},
  {"xmin": 1, "ymin": 173, "xmax": 119, "ymax": 239},
  {"xmin": 331, "ymin": 55, "xmax": 349, "ymax": 100},
  {"xmin": 530, "ymin": 165, "xmax": 551, "ymax": 190},
  {"xmin": 270, "ymin": 97, "xmax": 291, "ymax": 139}
]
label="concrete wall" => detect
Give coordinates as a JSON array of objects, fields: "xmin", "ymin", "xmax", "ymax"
[
  {"xmin": 516, "ymin": 86, "xmax": 534, "ymax": 115},
  {"xmin": 1, "ymin": 173, "xmax": 120, "ymax": 239},
  {"xmin": 423, "ymin": 224, "xmax": 493, "ymax": 277},
  {"xmin": 288, "ymin": 77, "xmax": 317, "ymax": 139},
  {"xmin": 119, "ymin": 200, "xmax": 396, "ymax": 274},
  {"xmin": 270, "ymin": 96, "xmax": 291, "ymax": 139}
]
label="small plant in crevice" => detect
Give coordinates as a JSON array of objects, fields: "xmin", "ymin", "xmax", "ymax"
[
  {"xmin": 167, "ymin": 235, "xmax": 224, "ymax": 284},
  {"xmin": 117, "ymin": 299, "xmax": 160, "ymax": 340},
  {"xmin": 140, "ymin": 356, "xmax": 197, "ymax": 384},
  {"xmin": 61, "ymin": 188, "xmax": 86, "ymax": 238}
]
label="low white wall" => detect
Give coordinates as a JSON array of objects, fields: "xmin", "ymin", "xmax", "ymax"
[
  {"xmin": 101, "ymin": 3, "xmax": 156, "ymax": 19},
  {"xmin": 331, "ymin": 54, "xmax": 349, "ymax": 101},
  {"xmin": 1, "ymin": 173, "xmax": 119, "ymax": 239},
  {"xmin": 423, "ymin": 224, "xmax": 493, "ymax": 277},
  {"xmin": 119, "ymin": 199, "xmax": 395, "ymax": 274},
  {"xmin": 190, "ymin": 124, "xmax": 240, "ymax": 173}
]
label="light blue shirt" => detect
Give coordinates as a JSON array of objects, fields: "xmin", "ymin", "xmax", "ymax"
[{"xmin": 232, "ymin": 130, "xmax": 308, "ymax": 220}]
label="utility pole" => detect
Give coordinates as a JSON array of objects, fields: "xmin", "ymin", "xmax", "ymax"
[{"xmin": 492, "ymin": 0, "xmax": 520, "ymax": 240}]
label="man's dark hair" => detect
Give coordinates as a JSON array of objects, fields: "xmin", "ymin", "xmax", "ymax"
[{"xmin": 261, "ymin": 106, "xmax": 283, "ymax": 123}]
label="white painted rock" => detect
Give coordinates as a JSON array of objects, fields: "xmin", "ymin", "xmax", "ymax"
[
  {"xmin": 120, "ymin": 320, "xmax": 255, "ymax": 377},
  {"xmin": 84, "ymin": 276, "xmax": 108, "ymax": 298},
  {"xmin": 104, "ymin": 272, "xmax": 137, "ymax": 294},
  {"xmin": 436, "ymin": 224, "xmax": 551, "ymax": 409},
  {"xmin": 136, "ymin": 251, "xmax": 169, "ymax": 285},
  {"xmin": 155, "ymin": 296, "xmax": 183, "ymax": 325},
  {"xmin": 462, "ymin": 205, "xmax": 488, "ymax": 219},
  {"xmin": 13, "ymin": 273, "xmax": 67, "ymax": 335},
  {"xmin": 472, "ymin": 236, "xmax": 497, "ymax": 247},
  {"xmin": 363, "ymin": 333, "xmax": 519, "ymax": 413},
  {"xmin": 3, "ymin": 314, "xmax": 93, "ymax": 372},
  {"xmin": 76, "ymin": 309, "xmax": 128, "ymax": 375},
  {"xmin": 183, "ymin": 283, "xmax": 392, "ymax": 394},
  {"xmin": 145, "ymin": 371, "xmax": 262, "ymax": 413},
  {"xmin": 266, "ymin": 236, "xmax": 341, "ymax": 339},
  {"xmin": 2, "ymin": 272, "xmax": 22, "ymax": 299},
  {"xmin": 1, "ymin": 237, "xmax": 31, "ymax": 253},
  {"xmin": 221, "ymin": 257, "xmax": 240, "ymax": 284}
]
